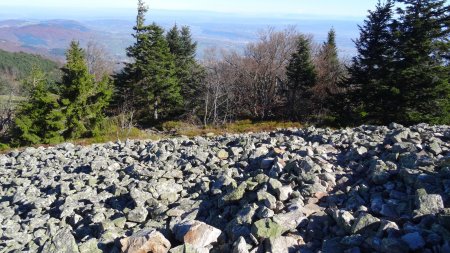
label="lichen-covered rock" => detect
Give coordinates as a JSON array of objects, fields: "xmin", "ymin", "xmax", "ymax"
[
  {"xmin": 41, "ymin": 228, "xmax": 79, "ymax": 253},
  {"xmin": 414, "ymin": 188, "xmax": 444, "ymax": 216},
  {"xmin": 79, "ymin": 239, "xmax": 101, "ymax": 253},
  {"xmin": 1, "ymin": 124, "xmax": 449, "ymax": 252},
  {"xmin": 127, "ymin": 205, "xmax": 149, "ymax": 223},
  {"xmin": 222, "ymin": 182, "xmax": 247, "ymax": 202},
  {"xmin": 351, "ymin": 213, "xmax": 380, "ymax": 234},
  {"xmin": 252, "ymin": 218, "xmax": 284, "ymax": 239}
]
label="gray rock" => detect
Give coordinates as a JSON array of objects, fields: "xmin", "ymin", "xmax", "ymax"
[
  {"xmin": 79, "ymin": 239, "xmax": 102, "ymax": 253},
  {"xmin": 41, "ymin": 228, "xmax": 79, "ymax": 253},
  {"xmin": 276, "ymin": 185, "xmax": 293, "ymax": 201},
  {"xmin": 252, "ymin": 218, "xmax": 284, "ymax": 239},
  {"xmin": 415, "ymin": 188, "xmax": 444, "ymax": 216},
  {"xmin": 232, "ymin": 237, "xmax": 249, "ymax": 253},
  {"xmin": 351, "ymin": 213, "xmax": 380, "ymax": 234},
  {"xmin": 127, "ymin": 205, "xmax": 149, "ymax": 223},
  {"xmin": 265, "ymin": 236, "xmax": 303, "ymax": 253},
  {"xmin": 401, "ymin": 232, "xmax": 425, "ymax": 251}
]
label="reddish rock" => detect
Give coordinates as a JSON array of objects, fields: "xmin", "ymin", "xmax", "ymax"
[
  {"xmin": 120, "ymin": 230, "xmax": 171, "ymax": 253},
  {"xmin": 174, "ymin": 220, "xmax": 222, "ymax": 248}
]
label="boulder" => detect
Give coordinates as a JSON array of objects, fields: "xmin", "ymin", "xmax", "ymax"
[
  {"xmin": 252, "ymin": 218, "xmax": 284, "ymax": 239},
  {"xmin": 351, "ymin": 213, "xmax": 380, "ymax": 234},
  {"xmin": 265, "ymin": 236, "xmax": 303, "ymax": 253},
  {"xmin": 120, "ymin": 230, "xmax": 171, "ymax": 253},
  {"xmin": 414, "ymin": 188, "xmax": 444, "ymax": 216},
  {"xmin": 41, "ymin": 228, "xmax": 79, "ymax": 253},
  {"xmin": 173, "ymin": 220, "xmax": 222, "ymax": 248}
]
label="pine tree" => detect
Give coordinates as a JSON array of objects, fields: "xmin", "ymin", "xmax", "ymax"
[
  {"xmin": 13, "ymin": 68, "xmax": 65, "ymax": 145},
  {"xmin": 60, "ymin": 41, "xmax": 112, "ymax": 139},
  {"xmin": 394, "ymin": 0, "xmax": 450, "ymax": 124},
  {"xmin": 344, "ymin": 0, "xmax": 397, "ymax": 125},
  {"xmin": 285, "ymin": 35, "xmax": 317, "ymax": 121}
]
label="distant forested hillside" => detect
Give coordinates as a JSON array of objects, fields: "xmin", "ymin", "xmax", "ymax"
[
  {"xmin": 0, "ymin": 49, "xmax": 60, "ymax": 80},
  {"xmin": 0, "ymin": 49, "xmax": 60, "ymax": 95}
]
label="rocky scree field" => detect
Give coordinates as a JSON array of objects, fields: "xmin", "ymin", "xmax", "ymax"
[{"xmin": 1, "ymin": 123, "xmax": 450, "ymax": 253}]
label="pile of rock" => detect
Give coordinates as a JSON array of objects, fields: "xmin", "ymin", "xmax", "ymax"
[{"xmin": 0, "ymin": 123, "xmax": 449, "ymax": 253}]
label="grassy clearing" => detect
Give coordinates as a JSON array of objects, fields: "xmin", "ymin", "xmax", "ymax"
[
  {"xmin": 0, "ymin": 119, "xmax": 303, "ymax": 153},
  {"xmin": 162, "ymin": 120, "xmax": 303, "ymax": 137},
  {"xmin": 68, "ymin": 117, "xmax": 165, "ymax": 146}
]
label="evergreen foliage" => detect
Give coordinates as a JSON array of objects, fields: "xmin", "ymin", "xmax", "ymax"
[
  {"xmin": 166, "ymin": 24, "xmax": 205, "ymax": 116},
  {"xmin": 0, "ymin": 49, "xmax": 60, "ymax": 95},
  {"xmin": 116, "ymin": 1, "xmax": 182, "ymax": 124},
  {"xmin": 60, "ymin": 41, "xmax": 112, "ymax": 139},
  {"xmin": 13, "ymin": 68, "xmax": 65, "ymax": 145},
  {"xmin": 0, "ymin": 49, "xmax": 59, "ymax": 82},
  {"xmin": 393, "ymin": 0, "xmax": 450, "ymax": 124},
  {"xmin": 344, "ymin": 0, "xmax": 397, "ymax": 125},
  {"xmin": 313, "ymin": 28, "xmax": 345, "ymax": 123},
  {"xmin": 342, "ymin": 0, "xmax": 450, "ymax": 125},
  {"xmin": 285, "ymin": 35, "xmax": 317, "ymax": 120}
]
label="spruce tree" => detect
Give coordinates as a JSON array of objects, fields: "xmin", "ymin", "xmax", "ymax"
[
  {"xmin": 394, "ymin": 0, "xmax": 450, "ymax": 124},
  {"xmin": 139, "ymin": 23, "xmax": 181, "ymax": 121},
  {"xmin": 314, "ymin": 28, "xmax": 345, "ymax": 123},
  {"xmin": 166, "ymin": 24, "xmax": 205, "ymax": 116},
  {"xmin": 344, "ymin": 0, "xmax": 396, "ymax": 125},
  {"xmin": 13, "ymin": 68, "xmax": 65, "ymax": 145},
  {"xmin": 112, "ymin": 0, "xmax": 148, "ymax": 111},
  {"xmin": 166, "ymin": 24, "xmax": 183, "ymax": 57},
  {"xmin": 60, "ymin": 41, "xmax": 112, "ymax": 139},
  {"xmin": 285, "ymin": 35, "xmax": 317, "ymax": 121},
  {"xmin": 115, "ymin": 1, "xmax": 182, "ymax": 123}
]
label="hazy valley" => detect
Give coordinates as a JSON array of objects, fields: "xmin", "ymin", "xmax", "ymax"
[{"xmin": 0, "ymin": 10, "xmax": 360, "ymax": 61}]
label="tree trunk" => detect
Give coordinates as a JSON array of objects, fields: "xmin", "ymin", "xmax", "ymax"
[{"xmin": 154, "ymin": 99, "xmax": 159, "ymax": 120}]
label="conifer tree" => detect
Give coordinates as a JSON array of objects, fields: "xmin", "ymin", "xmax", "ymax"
[
  {"xmin": 60, "ymin": 41, "xmax": 112, "ymax": 139},
  {"xmin": 166, "ymin": 24, "xmax": 183, "ymax": 57},
  {"xmin": 285, "ymin": 35, "xmax": 317, "ymax": 121},
  {"xmin": 313, "ymin": 28, "xmax": 345, "ymax": 123},
  {"xmin": 112, "ymin": 0, "xmax": 148, "ymax": 110},
  {"xmin": 139, "ymin": 23, "xmax": 181, "ymax": 121},
  {"xmin": 344, "ymin": 0, "xmax": 396, "ymax": 125},
  {"xmin": 315, "ymin": 29, "xmax": 343, "ymax": 96},
  {"xmin": 166, "ymin": 24, "xmax": 204, "ymax": 116},
  {"xmin": 13, "ymin": 68, "xmax": 65, "ymax": 145},
  {"xmin": 115, "ymin": 0, "xmax": 182, "ymax": 123},
  {"xmin": 394, "ymin": 0, "xmax": 450, "ymax": 124}
]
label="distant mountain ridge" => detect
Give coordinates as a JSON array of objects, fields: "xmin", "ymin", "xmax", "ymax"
[
  {"xmin": 0, "ymin": 20, "xmax": 105, "ymax": 61},
  {"xmin": 0, "ymin": 12, "xmax": 360, "ymax": 62}
]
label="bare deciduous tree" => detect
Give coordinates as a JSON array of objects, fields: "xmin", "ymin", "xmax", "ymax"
[
  {"xmin": 0, "ymin": 73, "xmax": 21, "ymax": 139},
  {"xmin": 201, "ymin": 48, "xmax": 238, "ymax": 126},
  {"xmin": 232, "ymin": 27, "xmax": 299, "ymax": 119},
  {"xmin": 85, "ymin": 41, "xmax": 114, "ymax": 82}
]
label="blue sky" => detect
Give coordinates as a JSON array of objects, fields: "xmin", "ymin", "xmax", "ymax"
[{"xmin": 1, "ymin": 0, "xmax": 381, "ymax": 18}]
